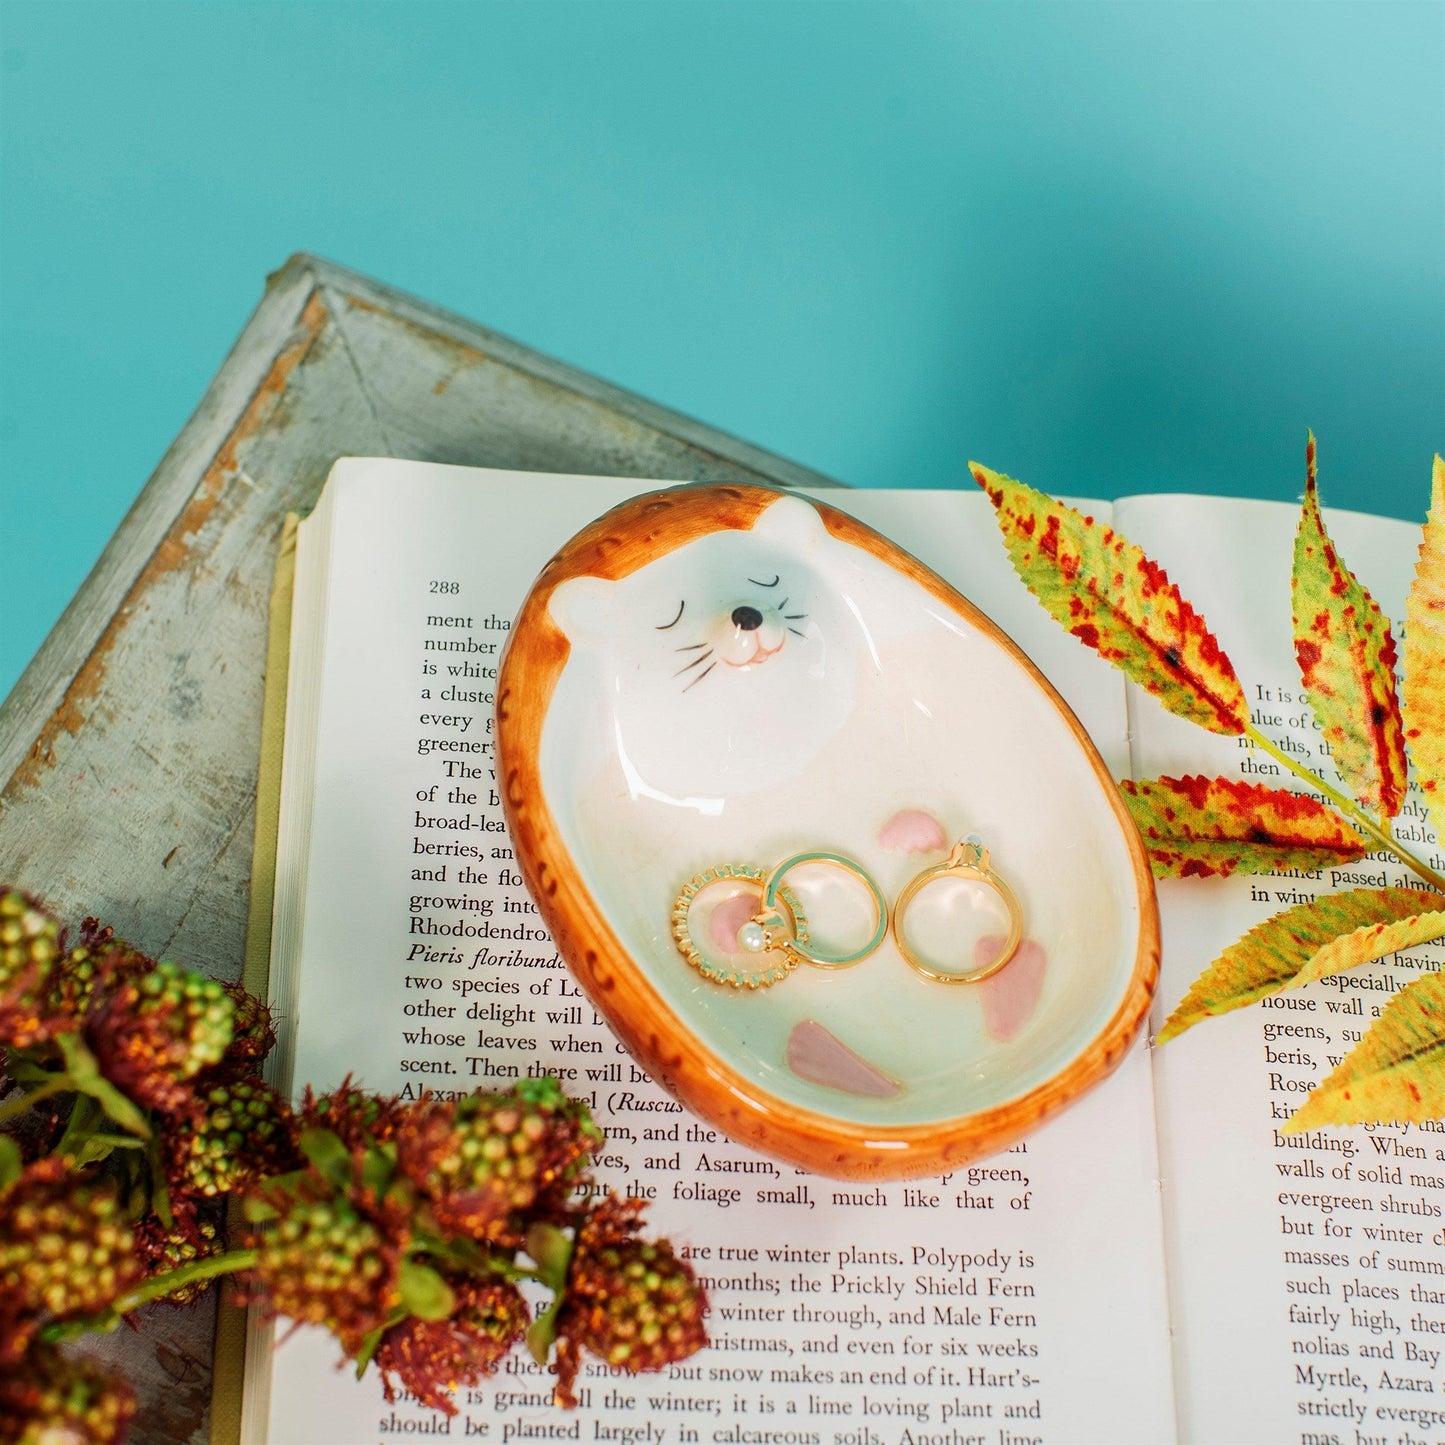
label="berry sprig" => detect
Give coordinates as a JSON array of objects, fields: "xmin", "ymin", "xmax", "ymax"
[{"xmin": 0, "ymin": 889, "xmax": 709, "ymax": 1441}]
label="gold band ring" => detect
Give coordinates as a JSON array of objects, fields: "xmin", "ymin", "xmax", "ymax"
[
  {"xmin": 892, "ymin": 836, "xmax": 1023, "ymax": 984},
  {"xmin": 671, "ymin": 865, "xmax": 810, "ymax": 989}
]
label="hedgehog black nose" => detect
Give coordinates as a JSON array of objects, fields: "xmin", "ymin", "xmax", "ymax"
[{"xmin": 731, "ymin": 605, "xmax": 764, "ymax": 631}]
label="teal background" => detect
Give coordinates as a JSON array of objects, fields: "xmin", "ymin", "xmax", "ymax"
[{"xmin": 2, "ymin": 0, "xmax": 1442, "ymax": 702}]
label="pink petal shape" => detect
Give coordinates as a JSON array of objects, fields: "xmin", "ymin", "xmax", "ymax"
[
  {"xmin": 786, "ymin": 1019, "xmax": 903, "ymax": 1098},
  {"xmin": 979, "ymin": 938, "xmax": 1047, "ymax": 1043},
  {"xmin": 709, "ymin": 891, "xmax": 759, "ymax": 953},
  {"xmin": 878, "ymin": 808, "xmax": 949, "ymax": 855}
]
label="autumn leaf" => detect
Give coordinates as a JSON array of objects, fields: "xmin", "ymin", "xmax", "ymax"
[
  {"xmin": 1291, "ymin": 433, "xmax": 1407, "ymax": 816},
  {"xmin": 1286, "ymin": 971, "xmax": 1445, "ymax": 1131},
  {"xmin": 973, "ymin": 463, "xmax": 1247, "ymax": 734},
  {"xmin": 1119, "ymin": 775, "xmax": 1368, "ymax": 879},
  {"xmin": 1157, "ymin": 887, "xmax": 1436, "ymax": 1043},
  {"xmin": 1288, "ymin": 905, "xmax": 1445, "ymax": 990},
  {"xmin": 1402, "ymin": 454, "xmax": 1445, "ymax": 842}
]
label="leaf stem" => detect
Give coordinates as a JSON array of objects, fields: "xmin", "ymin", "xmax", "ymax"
[
  {"xmin": 40, "ymin": 1248, "xmax": 260, "ymax": 1342},
  {"xmin": 1245, "ymin": 726, "xmax": 1445, "ymax": 893},
  {"xmin": 0, "ymin": 1074, "xmax": 71, "ymax": 1125}
]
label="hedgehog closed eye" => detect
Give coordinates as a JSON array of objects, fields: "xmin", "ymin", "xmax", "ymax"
[
  {"xmin": 656, "ymin": 601, "xmax": 685, "ymax": 630},
  {"xmin": 747, "ymin": 575, "xmax": 780, "ymax": 588}
]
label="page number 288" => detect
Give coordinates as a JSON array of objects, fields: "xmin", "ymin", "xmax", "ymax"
[{"xmin": 429, "ymin": 580, "xmax": 461, "ymax": 595}]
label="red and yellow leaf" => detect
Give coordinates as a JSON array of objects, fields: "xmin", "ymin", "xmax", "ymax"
[
  {"xmin": 1288, "ymin": 906, "xmax": 1445, "ymax": 990},
  {"xmin": 1402, "ymin": 455, "xmax": 1445, "ymax": 841},
  {"xmin": 973, "ymin": 463, "xmax": 1247, "ymax": 735},
  {"xmin": 1285, "ymin": 971, "xmax": 1445, "ymax": 1131},
  {"xmin": 1119, "ymin": 775, "xmax": 1368, "ymax": 879},
  {"xmin": 1291, "ymin": 434, "xmax": 1407, "ymax": 816},
  {"xmin": 1157, "ymin": 887, "xmax": 1435, "ymax": 1044}
]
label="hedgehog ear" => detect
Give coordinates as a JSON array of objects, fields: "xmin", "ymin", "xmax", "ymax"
[
  {"xmin": 752, "ymin": 494, "xmax": 829, "ymax": 552},
  {"xmin": 548, "ymin": 576, "xmax": 616, "ymax": 645}
]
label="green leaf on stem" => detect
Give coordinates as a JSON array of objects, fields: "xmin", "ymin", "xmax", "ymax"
[
  {"xmin": 354, "ymin": 1325, "xmax": 386, "ymax": 1377},
  {"xmin": 0, "ymin": 1134, "xmax": 21, "ymax": 1190},
  {"xmin": 1402, "ymin": 455, "xmax": 1445, "ymax": 840},
  {"xmin": 56, "ymin": 1031, "xmax": 100, "ymax": 1083},
  {"xmin": 1291, "ymin": 433, "xmax": 1407, "ymax": 817},
  {"xmin": 1119, "ymin": 775, "xmax": 1369, "ymax": 878},
  {"xmin": 1286, "ymin": 971, "xmax": 1445, "ymax": 1131},
  {"xmin": 78, "ymin": 1077, "xmax": 152, "ymax": 1140},
  {"xmin": 6, "ymin": 1058, "xmax": 55, "ymax": 1086},
  {"xmin": 526, "ymin": 1300, "xmax": 561, "ymax": 1368},
  {"xmin": 525, "ymin": 1222, "xmax": 574, "ymax": 1292},
  {"xmin": 299, "ymin": 1127, "xmax": 355, "ymax": 1190},
  {"xmin": 398, "ymin": 1259, "xmax": 455, "ymax": 1322},
  {"xmin": 242, "ymin": 1195, "xmax": 280, "ymax": 1223},
  {"xmin": 55, "ymin": 1032, "xmax": 151, "ymax": 1139},
  {"xmin": 70, "ymin": 1133, "xmax": 146, "ymax": 1169},
  {"xmin": 973, "ymin": 462, "xmax": 1247, "ymax": 734},
  {"xmin": 361, "ymin": 1145, "xmax": 394, "ymax": 1197},
  {"xmin": 1158, "ymin": 887, "xmax": 1439, "ymax": 1043}
]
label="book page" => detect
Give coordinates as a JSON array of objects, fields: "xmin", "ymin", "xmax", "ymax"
[
  {"xmin": 249, "ymin": 462, "xmax": 1175, "ymax": 1444},
  {"xmin": 1118, "ymin": 494, "xmax": 1445, "ymax": 1444}
]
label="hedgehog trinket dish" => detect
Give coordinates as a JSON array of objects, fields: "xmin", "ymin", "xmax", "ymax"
[{"xmin": 495, "ymin": 484, "xmax": 1157, "ymax": 1180}]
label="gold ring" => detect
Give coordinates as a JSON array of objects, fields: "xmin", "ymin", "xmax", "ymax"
[
  {"xmin": 671, "ymin": 865, "xmax": 809, "ymax": 989},
  {"xmin": 892, "ymin": 835, "xmax": 1023, "ymax": 984}
]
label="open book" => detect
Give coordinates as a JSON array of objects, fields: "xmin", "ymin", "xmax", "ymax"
[{"xmin": 237, "ymin": 459, "xmax": 1445, "ymax": 1445}]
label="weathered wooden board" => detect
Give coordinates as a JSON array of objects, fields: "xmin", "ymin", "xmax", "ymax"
[{"xmin": 0, "ymin": 254, "xmax": 840, "ymax": 1444}]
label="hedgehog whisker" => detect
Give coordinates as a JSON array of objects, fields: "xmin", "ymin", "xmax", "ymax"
[
  {"xmin": 682, "ymin": 662, "xmax": 717, "ymax": 693},
  {"xmin": 674, "ymin": 649, "xmax": 715, "ymax": 678}
]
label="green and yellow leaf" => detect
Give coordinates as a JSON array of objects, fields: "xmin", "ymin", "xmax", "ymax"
[
  {"xmin": 1120, "ymin": 775, "xmax": 1368, "ymax": 878},
  {"xmin": 1158, "ymin": 887, "xmax": 1436, "ymax": 1044},
  {"xmin": 1286, "ymin": 970, "xmax": 1445, "ymax": 1131},
  {"xmin": 1288, "ymin": 904, "xmax": 1445, "ymax": 990},
  {"xmin": 1291, "ymin": 433, "xmax": 1407, "ymax": 816},
  {"xmin": 1402, "ymin": 455, "xmax": 1445, "ymax": 840},
  {"xmin": 973, "ymin": 463, "xmax": 1247, "ymax": 734}
]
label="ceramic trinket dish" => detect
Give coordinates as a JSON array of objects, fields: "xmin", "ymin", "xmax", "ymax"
[{"xmin": 496, "ymin": 483, "xmax": 1158, "ymax": 1179}]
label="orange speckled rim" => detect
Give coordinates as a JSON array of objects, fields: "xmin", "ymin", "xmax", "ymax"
[{"xmin": 496, "ymin": 483, "xmax": 1159, "ymax": 1179}]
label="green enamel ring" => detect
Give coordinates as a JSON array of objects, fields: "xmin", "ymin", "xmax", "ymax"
[{"xmin": 762, "ymin": 851, "xmax": 889, "ymax": 969}]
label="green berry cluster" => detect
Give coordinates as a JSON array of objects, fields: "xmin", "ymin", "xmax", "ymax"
[
  {"xmin": 87, "ymin": 959, "xmax": 235, "ymax": 1114},
  {"xmin": 555, "ymin": 1196, "xmax": 708, "ymax": 1401},
  {"xmin": 0, "ymin": 1342, "xmax": 136, "ymax": 1445},
  {"xmin": 248, "ymin": 1193, "xmax": 399, "ymax": 1353},
  {"xmin": 399, "ymin": 1077, "xmax": 602, "ymax": 1241},
  {"xmin": 0, "ymin": 1160, "xmax": 143, "ymax": 1330},
  {"xmin": 0, "ymin": 890, "xmax": 62, "ymax": 1048},
  {"xmin": 170, "ymin": 1078, "xmax": 295, "ymax": 1197},
  {"xmin": 302, "ymin": 1078, "xmax": 401, "ymax": 1151}
]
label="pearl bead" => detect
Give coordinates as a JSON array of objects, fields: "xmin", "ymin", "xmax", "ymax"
[{"xmin": 738, "ymin": 921, "xmax": 767, "ymax": 953}]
